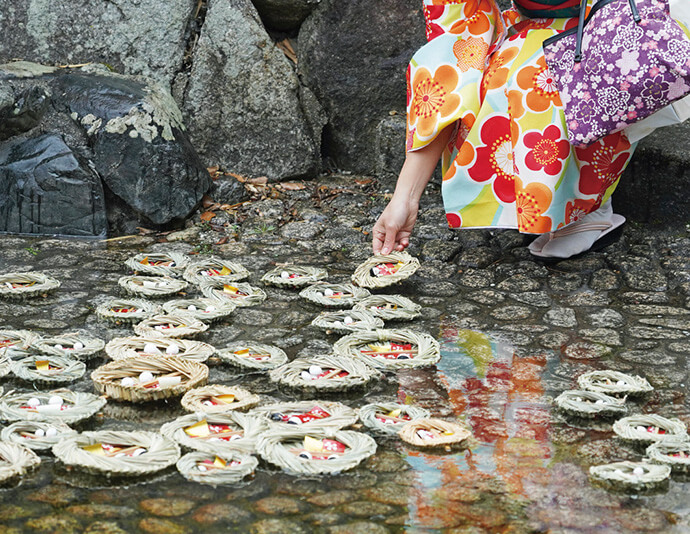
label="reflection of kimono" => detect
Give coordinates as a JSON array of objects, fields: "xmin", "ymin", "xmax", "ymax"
[{"xmin": 409, "ymin": 0, "xmax": 638, "ymax": 234}]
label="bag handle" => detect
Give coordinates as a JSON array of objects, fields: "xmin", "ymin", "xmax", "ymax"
[{"xmin": 574, "ymin": 0, "xmax": 642, "ymax": 63}]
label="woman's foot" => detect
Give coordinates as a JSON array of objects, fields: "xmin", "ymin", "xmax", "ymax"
[{"xmin": 529, "ymin": 200, "xmax": 625, "ymax": 259}]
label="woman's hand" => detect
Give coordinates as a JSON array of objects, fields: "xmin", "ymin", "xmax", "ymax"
[{"xmin": 372, "ymin": 196, "xmax": 419, "ymax": 255}]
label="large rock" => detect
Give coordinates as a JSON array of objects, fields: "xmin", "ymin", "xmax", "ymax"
[
  {"xmin": 0, "ymin": 0, "xmax": 195, "ymax": 86},
  {"xmin": 251, "ymin": 0, "xmax": 321, "ymax": 32},
  {"xmin": 298, "ymin": 0, "xmax": 425, "ymax": 174},
  {"xmin": 0, "ymin": 62, "xmax": 211, "ymax": 236},
  {"xmin": 182, "ymin": 0, "xmax": 321, "ymax": 181}
]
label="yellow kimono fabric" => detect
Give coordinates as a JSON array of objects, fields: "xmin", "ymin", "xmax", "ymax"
[{"xmin": 408, "ymin": 0, "xmax": 636, "ymax": 234}]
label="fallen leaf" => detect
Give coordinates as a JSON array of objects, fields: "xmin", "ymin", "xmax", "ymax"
[
  {"xmin": 226, "ymin": 172, "xmax": 248, "ymax": 183},
  {"xmin": 247, "ymin": 176, "xmax": 268, "ymax": 185},
  {"xmin": 207, "ymin": 166, "xmax": 219, "ymax": 175},
  {"xmin": 355, "ymin": 178, "xmax": 374, "ymax": 185},
  {"xmin": 215, "ymin": 236, "xmax": 229, "ymax": 245},
  {"xmin": 279, "ymin": 182, "xmax": 306, "ymax": 191},
  {"xmin": 201, "ymin": 195, "xmax": 216, "ymax": 208},
  {"xmin": 277, "ymin": 39, "xmax": 298, "ymax": 64},
  {"xmin": 200, "ymin": 211, "xmax": 216, "ymax": 222},
  {"xmin": 136, "ymin": 227, "xmax": 155, "ymax": 235}
]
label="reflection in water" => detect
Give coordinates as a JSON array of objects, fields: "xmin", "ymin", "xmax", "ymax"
[{"xmin": 399, "ymin": 321, "xmax": 553, "ymax": 530}]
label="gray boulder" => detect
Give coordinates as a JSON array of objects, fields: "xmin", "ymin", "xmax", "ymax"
[
  {"xmin": 298, "ymin": 0, "xmax": 425, "ymax": 174},
  {"xmin": 0, "ymin": 62, "xmax": 211, "ymax": 236},
  {"xmin": 251, "ymin": 0, "xmax": 321, "ymax": 31},
  {"xmin": 0, "ymin": 0, "xmax": 194, "ymax": 86},
  {"xmin": 182, "ymin": 0, "xmax": 321, "ymax": 181}
]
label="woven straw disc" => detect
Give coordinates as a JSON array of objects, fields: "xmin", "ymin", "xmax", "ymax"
[
  {"xmin": 311, "ymin": 310, "xmax": 384, "ymax": 334},
  {"xmin": 0, "ymin": 442, "xmax": 41, "ymax": 484},
  {"xmin": 181, "ymin": 385, "xmax": 260, "ymax": 414},
  {"xmin": 554, "ymin": 390, "xmax": 628, "ymax": 418},
  {"xmin": 613, "ymin": 414, "xmax": 688, "ymax": 444},
  {"xmin": 217, "ymin": 341, "xmax": 288, "ymax": 371},
  {"xmin": 177, "ymin": 450, "xmax": 258, "ymax": 485},
  {"xmin": 31, "ymin": 333, "xmax": 105, "ymax": 360},
  {"xmin": 351, "ymin": 251, "xmax": 420, "ymax": 289},
  {"xmin": 0, "ymin": 388, "xmax": 107, "ymax": 425},
  {"xmin": 105, "ymin": 336, "xmax": 215, "ymax": 363},
  {"xmin": 257, "ymin": 428, "xmax": 377, "ymax": 476},
  {"xmin": 134, "ymin": 313, "xmax": 209, "ymax": 339},
  {"xmin": 0, "ymin": 353, "xmax": 12, "ymax": 379},
  {"xmin": 91, "ymin": 356, "xmax": 209, "ymax": 403},
  {"xmin": 261, "ymin": 266, "xmax": 328, "ymax": 288},
  {"xmin": 359, "ymin": 402, "xmax": 431, "ymax": 435},
  {"xmin": 353, "ymin": 294, "xmax": 422, "ymax": 321},
  {"xmin": 399, "ymin": 418, "xmax": 472, "ymax": 448},
  {"xmin": 118, "ymin": 275, "xmax": 188, "ymax": 299},
  {"xmin": 12, "ymin": 355, "xmax": 86, "ymax": 386},
  {"xmin": 96, "ymin": 298, "xmax": 160, "ymax": 324},
  {"xmin": 183, "ymin": 257, "xmax": 250, "ymax": 285},
  {"xmin": 577, "ymin": 370, "xmax": 653, "ymax": 396},
  {"xmin": 125, "ymin": 252, "xmax": 190, "ymax": 277},
  {"xmin": 0, "ymin": 272, "xmax": 60, "ymax": 299},
  {"xmin": 589, "ymin": 461, "xmax": 670, "ymax": 492},
  {"xmin": 160, "ymin": 412, "xmax": 264, "ymax": 455},
  {"xmin": 53, "ymin": 430, "xmax": 181, "ymax": 476},
  {"xmin": 0, "ymin": 329, "xmax": 40, "ymax": 358},
  {"xmin": 269, "ymin": 354, "xmax": 381, "ymax": 392},
  {"xmin": 646, "ymin": 440, "xmax": 690, "ymax": 472},
  {"xmin": 250, "ymin": 400, "xmax": 358, "ymax": 432},
  {"xmin": 163, "ymin": 298, "xmax": 236, "ymax": 323},
  {"xmin": 1, "ymin": 420, "xmax": 78, "ymax": 451},
  {"xmin": 299, "ymin": 282, "xmax": 370, "ymax": 309},
  {"xmin": 200, "ymin": 282, "xmax": 267, "ymax": 308},
  {"xmin": 333, "ymin": 329, "xmax": 441, "ymax": 370}
]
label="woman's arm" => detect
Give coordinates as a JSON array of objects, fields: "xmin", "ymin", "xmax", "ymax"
[{"xmin": 372, "ymin": 126, "xmax": 453, "ymax": 255}]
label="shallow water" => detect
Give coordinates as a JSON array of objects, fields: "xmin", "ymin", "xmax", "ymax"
[{"xmin": 0, "ymin": 227, "xmax": 689, "ymax": 533}]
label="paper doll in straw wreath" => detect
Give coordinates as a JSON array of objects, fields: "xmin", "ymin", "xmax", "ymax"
[{"xmin": 372, "ymin": 0, "xmax": 690, "ymax": 260}]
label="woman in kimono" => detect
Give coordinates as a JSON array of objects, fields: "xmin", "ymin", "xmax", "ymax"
[{"xmin": 372, "ymin": 0, "xmax": 688, "ymax": 259}]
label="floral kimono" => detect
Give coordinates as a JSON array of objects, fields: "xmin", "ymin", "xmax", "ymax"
[{"xmin": 408, "ymin": 0, "xmax": 636, "ymax": 234}]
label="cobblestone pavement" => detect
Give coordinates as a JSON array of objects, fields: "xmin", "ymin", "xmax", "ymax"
[{"xmin": 0, "ymin": 174, "xmax": 688, "ymax": 533}]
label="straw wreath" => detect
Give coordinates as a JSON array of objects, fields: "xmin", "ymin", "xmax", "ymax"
[
  {"xmin": 125, "ymin": 252, "xmax": 190, "ymax": 277},
  {"xmin": 613, "ymin": 414, "xmax": 688, "ymax": 445},
  {"xmin": 353, "ymin": 294, "xmax": 422, "ymax": 322},
  {"xmin": 91, "ymin": 356, "xmax": 209, "ymax": 403},
  {"xmin": 589, "ymin": 461, "xmax": 671, "ymax": 492},
  {"xmin": 53, "ymin": 430, "xmax": 181, "ymax": 477},
  {"xmin": 181, "ymin": 385, "xmax": 260, "ymax": 414},
  {"xmin": 0, "ymin": 329, "xmax": 39, "ymax": 358},
  {"xmin": 217, "ymin": 341, "xmax": 288, "ymax": 371},
  {"xmin": 177, "ymin": 450, "xmax": 258, "ymax": 485},
  {"xmin": 351, "ymin": 251, "xmax": 420, "ymax": 289},
  {"xmin": 118, "ymin": 275, "xmax": 188, "ymax": 299},
  {"xmin": 0, "ymin": 272, "xmax": 60, "ymax": 300},
  {"xmin": 269, "ymin": 354, "xmax": 382, "ymax": 393},
  {"xmin": 96, "ymin": 298, "xmax": 160, "ymax": 324},
  {"xmin": 311, "ymin": 310, "xmax": 384, "ymax": 334},
  {"xmin": 554, "ymin": 390, "xmax": 628, "ymax": 419},
  {"xmin": 163, "ymin": 297, "xmax": 236, "ymax": 323},
  {"xmin": 577, "ymin": 370, "xmax": 653, "ymax": 397},
  {"xmin": 0, "ymin": 389, "xmax": 107, "ymax": 425},
  {"xmin": 11, "ymin": 355, "xmax": 86, "ymax": 386},
  {"xmin": 0, "ymin": 442, "xmax": 41, "ymax": 484},
  {"xmin": 646, "ymin": 440, "xmax": 690, "ymax": 473},
  {"xmin": 257, "ymin": 427, "xmax": 377, "ymax": 476},
  {"xmin": 133, "ymin": 313, "xmax": 209, "ymax": 339},
  {"xmin": 31, "ymin": 333, "xmax": 105, "ymax": 360},
  {"xmin": 333, "ymin": 329, "xmax": 441, "ymax": 370},
  {"xmin": 299, "ymin": 282, "xmax": 370, "ymax": 309},
  {"xmin": 359, "ymin": 402, "xmax": 431, "ymax": 436},
  {"xmin": 399, "ymin": 418, "xmax": 472, "ymax": 449},
  {"xmin": 261, "ymin": 265, "xmax": 328, "ymax": 288},
  {"xmin": 160, "ymin": 412, "xmax": 264, "ymax": 455},
  {"xmin": 105, "ymin": 336, "xmax": 215, "ymax": 363},
  {"xmin": 250, "ymin": 401, "xmax": 358, "ymax": 432},
  {"xmin": 0, "ymin": 352, "xmax": 11, "ymax": 379},
  {"xmin": 1, "ymin": 420, "xmax": 77, "ymax": 451},
  {"xmin": 200, "ymin": 281, "xmax": 267, "ymax": 308},
  {"xmin": 183, "ymin": 257, "xmax": 250, "ymax": 285}
]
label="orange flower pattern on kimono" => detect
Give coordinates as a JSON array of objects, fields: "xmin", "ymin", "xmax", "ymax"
[{"xmin": 408, "ymin": 0, "xmax": 637, "ymax": 233}]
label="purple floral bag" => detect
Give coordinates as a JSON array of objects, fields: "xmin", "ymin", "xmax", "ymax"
[{"xmin": 543, "ymin": 0, "xmax": 690, "ymax": 147}]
